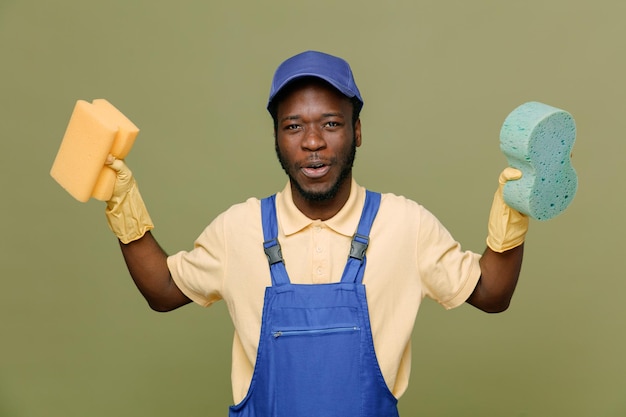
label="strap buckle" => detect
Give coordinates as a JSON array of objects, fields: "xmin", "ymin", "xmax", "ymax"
[
  {"xmin": 349, "ymin": 233, "xmax": 369, "ymax": 261},
  {"xmin": 263, "ymin": 239, "xmax": 284, "ymax": 265}
]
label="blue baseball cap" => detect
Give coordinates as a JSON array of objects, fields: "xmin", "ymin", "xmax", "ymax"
[{"xmin": 267, "ymin": 50, "xmax": 363, "ymax": 112}]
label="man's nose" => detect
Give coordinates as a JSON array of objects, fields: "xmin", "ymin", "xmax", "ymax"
[{"xmin": 302, "ymin": 126, "xmax": 326, "ymax": 151}]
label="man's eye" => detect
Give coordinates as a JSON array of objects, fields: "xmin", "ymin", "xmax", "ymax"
[
  {"xmin": 285, "ymin": 124, "xmax": 300, "ymax": 130},
  {"xmin": 325, "ymin": 121, "xmax": 340, "ymax": 128}
]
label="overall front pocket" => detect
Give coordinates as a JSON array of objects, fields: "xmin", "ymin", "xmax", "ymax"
[
  {"xmin": 272, "ymin": 325, "xmax": 360, "ymax": 338},
  {"xmin": 266, "ymin": 308, "xmax": 362, "ymax": 417}
]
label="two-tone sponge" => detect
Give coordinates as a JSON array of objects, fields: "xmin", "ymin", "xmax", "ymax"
[
  {"xmin": 499, "ymin": 101, "xmax": 577, "ymax": 221},
  {"xmin": 50, "ymin": 99, "xmax": 139, "ymax": 202}
]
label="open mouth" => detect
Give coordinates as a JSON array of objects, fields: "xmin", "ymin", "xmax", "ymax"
[{"xmin": 301, "ymin": 162, "xmax": 330, "ymax": 179}]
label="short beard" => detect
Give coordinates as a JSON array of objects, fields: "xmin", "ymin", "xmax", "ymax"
[{"xmin": 275, "ymin": 137, "xmax": 357, "ymax": 202}]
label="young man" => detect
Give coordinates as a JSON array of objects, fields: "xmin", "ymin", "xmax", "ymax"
[{"xmin": 104, "ymin": 51, "xmax": 527, "ymax": 416}]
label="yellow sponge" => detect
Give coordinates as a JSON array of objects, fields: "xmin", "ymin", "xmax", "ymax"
[{"xmin": 50, "ymin": 99, "xmax": 139, "ymax": 202}]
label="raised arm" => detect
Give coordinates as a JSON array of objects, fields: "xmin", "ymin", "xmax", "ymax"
[
  {"xmin": 118, "ymin": 232, "xmax": 191, "ymax": 312},
  {"xmin": 467, "ymin": 245, "xmax": 523, "ymax": 313},
  {"xmin": 467, "ymin": 168, "xmax": 528, "ymax": 313},
  {"xmin": 105, "ymin": 156, "xmax": 191, "ymax": 312}
]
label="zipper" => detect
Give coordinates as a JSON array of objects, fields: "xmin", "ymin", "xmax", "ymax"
[{"xmin": 273, "ymin": 326, "xmax": 360, "ymax": 339}]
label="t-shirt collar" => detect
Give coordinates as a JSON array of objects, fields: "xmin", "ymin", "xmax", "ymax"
[{"xmin": 276, "ymin": 178, "xmax": 365, "ymax": 237}]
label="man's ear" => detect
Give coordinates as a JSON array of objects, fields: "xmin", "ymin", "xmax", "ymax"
[{"xmin": 354, "ymin": 118, "xmax": 362, "ymax": 147}]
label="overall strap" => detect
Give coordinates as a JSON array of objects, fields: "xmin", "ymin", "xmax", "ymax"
[
  {"xmin": 262, "ymin": 191, "xmax": 381, "ymax": 286},
  {"xmin": 261, "ymin": 195, "xmax": 290, "ymax": 286},
  {"xmin": 340, "ymin": 190, "xmax": 381, "ymax": 284}
]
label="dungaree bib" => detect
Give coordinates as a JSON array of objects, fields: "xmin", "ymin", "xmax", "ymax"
[{"xmin": 229, "ymin": 191, "xmax": 399, "ymax": 417}]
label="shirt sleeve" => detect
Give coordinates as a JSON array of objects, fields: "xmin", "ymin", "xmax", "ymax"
[
  {"xmin": 415, "ymin": 206, "xmax": 482, "ymax": 310},
  {"xmin": 166, "ymin": 212, "xmax": 227, "ymax": 307}
]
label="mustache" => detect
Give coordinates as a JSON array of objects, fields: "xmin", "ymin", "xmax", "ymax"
[{"xmin": 299, "ymin": 153, "xmax": 334, "ymax": 168}]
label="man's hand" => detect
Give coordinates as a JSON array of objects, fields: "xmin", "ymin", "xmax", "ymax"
[
  {"xmin": 104, "ymin": 156, "xmax": 154, "ymax": 244},
  {"xmin": 486, "ymin": 167, "xmax": 529, "ymax": 253}
]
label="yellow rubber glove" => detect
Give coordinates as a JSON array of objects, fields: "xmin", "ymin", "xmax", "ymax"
[
  {"xmin": 104, "ymin": 156, "xmax": 154, "ymax": 244},
  {"xmin": 486, "ymin": 167, "xmax": 529, "ymax": 252}
]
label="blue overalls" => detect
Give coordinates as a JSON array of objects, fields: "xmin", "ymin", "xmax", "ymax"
[{"xmin": 229, "ymin": 191, "xmax": 399, "ymax": 417}]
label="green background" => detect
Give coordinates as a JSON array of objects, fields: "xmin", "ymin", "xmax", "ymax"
[{"xmin": 1, "ymin": 0, "xmax": 624, "ymax": 416}]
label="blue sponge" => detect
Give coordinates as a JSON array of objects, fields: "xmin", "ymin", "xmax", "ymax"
[{"xmin": 499, "ymin": 101, "xmax": 577, "ymax": 221}]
